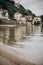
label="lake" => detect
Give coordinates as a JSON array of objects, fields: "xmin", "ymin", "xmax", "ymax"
[{"xmin": 0, "ymin": 23, "xmax": 43, "ymax": 65}]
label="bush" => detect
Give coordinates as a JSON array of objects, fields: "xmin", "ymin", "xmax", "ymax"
[{"xmin": 41, "ymin": 15, "xmax": 43, "ymax": 23}]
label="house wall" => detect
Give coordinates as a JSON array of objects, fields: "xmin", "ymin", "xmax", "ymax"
[
  {"xmin": 14, "ymin": 12, "xmax": 22, "ymax": 21},
  {"xmin": 32, "ymin": 17, "xmax": 41, "ymax": 25}
]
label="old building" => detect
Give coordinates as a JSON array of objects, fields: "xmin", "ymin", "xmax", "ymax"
[
  {"xmin": 25, "ymin": 15, "xmax": 32, "ymax": 22},
  {"xmin": 32, "ymin": 17, "xmax": 41, "ymax": 25},
  {"xmin": 0, "ymin": 10, "xmax": 9, "ymax": 21},
  {"xmin": 14, "ymin": 12, "xmax": 22, "ymax": 21},
  {"xmin": 15, "ymin": 2, "xmax": 20, "ymax": 8}
]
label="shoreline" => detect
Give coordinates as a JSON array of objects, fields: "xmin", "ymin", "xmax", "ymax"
[{"xmin": 0, "ymin": 42, "xmax": 35, "ymax": 65}]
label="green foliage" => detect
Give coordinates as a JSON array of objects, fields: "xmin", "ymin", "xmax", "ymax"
[
  {"xmin": 41, "ymin": 15, "xmax": 43, "ymax": 23},
  {"xmin": 6, "ymin": 3, "xmax": 14, "ymax": 18},
  {"xmin": 26, "ymin": 9, "xmax": 32, "ymax": 14},
  {"xmin": 0, "ymin": 0, "xmax": 35, "ymax": 18},
  {"xmin": 0, "ymin": 0, "xmax": 7, "ymax": 9},
  {"xmin": 6, "ymin": 2, "xmax": 32, "ymax": 17}
]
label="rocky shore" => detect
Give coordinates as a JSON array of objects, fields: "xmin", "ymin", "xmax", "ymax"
[{"xmin": 0, "ymin": 42, "xmax": 35, "ymax": 65}]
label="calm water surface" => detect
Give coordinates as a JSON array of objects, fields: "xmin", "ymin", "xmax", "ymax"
[{"xmin": 0, "ymin": 23, "xmax": 43, "ymax": 65}]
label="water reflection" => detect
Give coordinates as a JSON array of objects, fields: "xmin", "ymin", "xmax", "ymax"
[
  {"xmin": 0, "ymin": 24, "xmax": 42, "ymax": 44},
  {"xmin": 0, "ymin": 23, "xmax": 43, "ymax": 64},
  {"xmin": 0, "ymin": 26, "xmax": 26, "ymax": 44},
  {"xmin": 41, "ymin": 26, "xmax": 43, "ymax": 33},
  {"xmin": 26, "ymin": 23, "xmax": 32, "ymax": 36}
]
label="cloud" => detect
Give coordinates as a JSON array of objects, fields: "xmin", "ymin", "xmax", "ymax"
[{"xmin": 13, "ymin": 0, "xmax": 43, "ymax": 15}]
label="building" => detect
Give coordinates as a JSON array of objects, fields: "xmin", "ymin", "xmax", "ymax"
[
  {"xmin": 14, "ymin": 12, "xmax": 22, "ymax": 21},
  {"xmin": 15, "ymin": 2, "xmax": 20, "ymax": 8},
  {"xmin": 25, "ymin": 15, "xmax": 32, "ymax": 22},
  {"xmin": 14, "ymin": 12, "xmax": 27, "ymax": 24},
  {"xmin": 20, "ymin": 17, "xmax": 26, "ymax": 24},
  {"xmin": 32, "ymin": 17, "xmax": 41, "ymax": 25},
  {"xmin": 0, "ymin": 10, "xmax": 9, "ymax": 21}
]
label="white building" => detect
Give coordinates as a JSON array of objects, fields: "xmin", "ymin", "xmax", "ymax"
[
  {"xmin": 0, "ymin": 10, "xmax": 9, "ymax": 20},
  {"xmin": 15, "ymin": 2, "xmax": 20, "ymax": 8},
  {"xmin": 20, "ymin": 17, "xmax": 26, "ymax": 24}
]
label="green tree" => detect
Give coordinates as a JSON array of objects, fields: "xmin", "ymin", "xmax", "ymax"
[{"xmin": 41, "ymin": 15, "xmax": 43, "ymax": 23}]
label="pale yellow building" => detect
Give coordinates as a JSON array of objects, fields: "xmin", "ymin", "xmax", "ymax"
[
  {"xmin": 14, "ymin": 12, "xmax": 22, "ymax": 21},
  {"xmin": 32, "ymin": 17, "xmax": 41, "ymax": 25}
]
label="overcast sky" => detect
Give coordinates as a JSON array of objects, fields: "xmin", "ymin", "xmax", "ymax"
[{"xmin": 13, "ymin": 0, "xmax": 43, "ymax": 16}]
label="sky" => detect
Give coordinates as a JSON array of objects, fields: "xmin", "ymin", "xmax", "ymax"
[{"xmin": 13, "ymin": 0, "xmax": 43, "ymax": 16}]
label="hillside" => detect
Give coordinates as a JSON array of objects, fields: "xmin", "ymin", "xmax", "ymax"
[{"xmin": 0, "ymin": 0, "xmax": 35, "ymax": 18}]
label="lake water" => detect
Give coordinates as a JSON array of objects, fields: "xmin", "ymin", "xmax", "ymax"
[{"xmin": 0, "ymin": 23, "xmax": 43, "ymax": 65}]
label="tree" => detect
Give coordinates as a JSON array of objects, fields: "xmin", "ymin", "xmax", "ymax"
[
  {"xmin": 0, "ymin": 0, "xmax": 7, "ymax": 10},
  {"xmin": 7, "ymin": 3, "xmax": 14, "ymax": 18},
  {"xmin": 0, "ymin": 0, "xmax": 35, "ymax": 19},
  {"xmin": 41, "ymin": 15, "xmax": 43, "ymax": 23},
  {"xmin": 10, "ymin": 1, "xmax": 15, "ymax": 5}
]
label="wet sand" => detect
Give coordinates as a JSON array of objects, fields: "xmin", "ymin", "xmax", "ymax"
[{"xmin": 0, "ymin": 42, "xmax": 35, "ymax": 65}]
